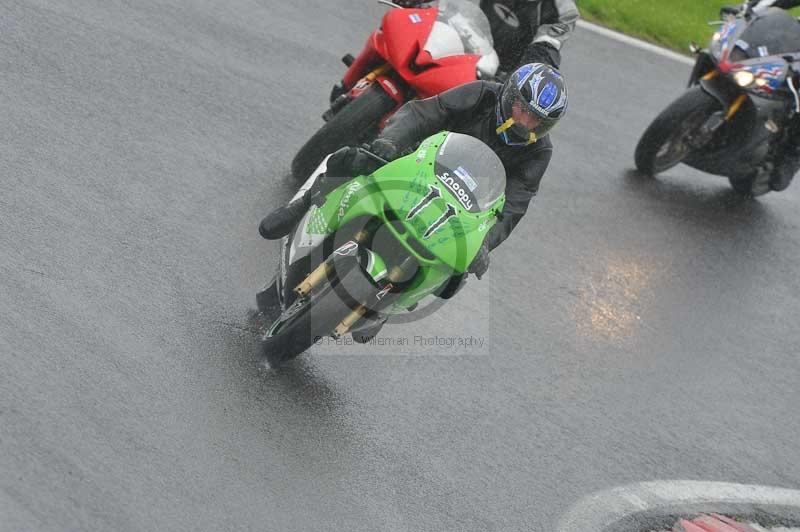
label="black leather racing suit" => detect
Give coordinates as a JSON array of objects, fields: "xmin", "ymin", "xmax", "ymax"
[
  {"xmin": 376, "ymin": 80, "xmax": 552, "ymax": 251},
  {"xmin": 479, "ymin": 0, "xmax": 579, "ymax": 70}
]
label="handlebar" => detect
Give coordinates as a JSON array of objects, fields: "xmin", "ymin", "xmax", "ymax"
[{"xmin": 357, "ymin": 145, "xmax": 389, "ymax": 167}]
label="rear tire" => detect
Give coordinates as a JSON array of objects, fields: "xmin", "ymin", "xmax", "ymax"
[
  {"xmin": 635, "ymin": 87, "xmax": 722, "ymax": 175},
  {"xmin": 291, "ymin": 84, "xmax": 396, "ymax": 181}
]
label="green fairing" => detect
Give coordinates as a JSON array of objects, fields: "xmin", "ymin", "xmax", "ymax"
[{"xmin": 304, "ymin": 132, "xmax": 505, "ymax": 311}]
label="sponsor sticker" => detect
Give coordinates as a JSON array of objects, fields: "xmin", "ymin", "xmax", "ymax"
[
  {"xmin": 493, "ymin": 3, "xmax": 520, "ymax": 28},
  {"xmin": 376, "ymin": 283, "xmax": 393, "ymax": 300},
  {"xmin": 437, "ymin": 171, "xmax": 474, "ymax": 210},
  {"xmin": 409, "ymin": 13, "xmax": 422, "ymax": 24},
  {"xmin": 338, "ymin": 182, "xmax": 361, "ymax": 220},
  {"xmin": 334, "ymin": 240, "xmax": 359, "ymax": 256},
  {"xmin": 453, "ymin": 166, "xmax": 478, "ymax": 192}
]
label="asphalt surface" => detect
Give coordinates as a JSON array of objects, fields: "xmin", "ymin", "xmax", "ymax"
[{"xmin": 2, "ymin": 1, "xmax": 800, "ymax": 531}]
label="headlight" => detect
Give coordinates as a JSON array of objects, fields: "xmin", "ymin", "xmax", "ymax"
[
  {"xmin": 712, "ymin": 32, "xmax": 722, "ymax": 42},
  {"xmin": 733, "ymin": 70, "xmax": 755, "ymax": 87}
]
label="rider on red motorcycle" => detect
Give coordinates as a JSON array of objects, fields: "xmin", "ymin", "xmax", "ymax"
[
  {"xmin": 395, "ymin": 0, "xmax": 579, "ymax": 70},
  {"xmin": 330, "ymin": 0, "xmax": 579, "ymax": 102}
]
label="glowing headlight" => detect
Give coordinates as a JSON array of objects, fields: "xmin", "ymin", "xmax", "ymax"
[
  {"xmin": 712, "ymin": 32, "xmax": 722, "ymax": 42},
  {"xmin": 733, "ymin": 70, "xmax": 755, "ymax": 87},
  {"xmin": 755, "ymin": 78, "xmax": 769, "ymax": 87}
]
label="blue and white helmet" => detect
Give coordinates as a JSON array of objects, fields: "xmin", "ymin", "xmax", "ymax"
[{"xmin": 496, "ymin": 63, "xmax": 568, "ymax": 146}]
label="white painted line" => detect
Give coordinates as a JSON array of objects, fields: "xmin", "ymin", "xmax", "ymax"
[
  {"xmin": 577, "ymin": 19, "xmax": 695, "ymax": 66},
  {"xmin": 557, "ymin": 480, "xmax": 800, "ymax": 532}
]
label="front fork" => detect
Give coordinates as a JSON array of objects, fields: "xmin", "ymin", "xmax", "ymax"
[
  {"xmin": 292, "ymin": 221, "xmax": 409, "ymax": 339},
  {"xmin": 688, "ymin": 58, "xmax": 751, "ymax": 148}
]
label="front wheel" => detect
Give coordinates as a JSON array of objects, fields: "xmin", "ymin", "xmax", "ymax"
[
  {"xmin": 261, "ymin": 294, "xmax": 336, "ymax": 367},
  {"xmin": 634, "ymin": 87, "xmax": 723, "ymax": 175},
  {"xmin": 291, "ymin": 84, "xmax": 396, "ymax": 181}
]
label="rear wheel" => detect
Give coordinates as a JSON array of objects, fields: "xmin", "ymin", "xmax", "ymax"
[
  {"xmin": 291, "ymin": 84, "xmax": 396, "ymax": 181},
  {"xmin": 635, "ymin": 87, "xmax": 723, "ymax": 175}
]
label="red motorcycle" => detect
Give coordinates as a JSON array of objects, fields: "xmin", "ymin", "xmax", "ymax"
[{"xmin": 290, "ymin": 0, "xmax": 499, "ymax": 180}]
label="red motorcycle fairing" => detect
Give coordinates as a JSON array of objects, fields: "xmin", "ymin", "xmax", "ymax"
[{"xmin": 342, "ymin": 7, "xmax": 483, "ymax": 102}]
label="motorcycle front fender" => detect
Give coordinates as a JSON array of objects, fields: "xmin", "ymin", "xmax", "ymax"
[{"xmin": 698, "ymin": 74, "xmax": 746, "ymax": 110}]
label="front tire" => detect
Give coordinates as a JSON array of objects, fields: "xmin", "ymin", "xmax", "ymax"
[
  {"xmin": 261, "ymin": 287, "xmax": 344, "ymax": 368},
  {"xmin": 635, "ymin": 87, "xmax": 723, "ymax": 175},
  {"xmin": 291, "ymin": 84, "xmax": 396, "ymax": 181}
]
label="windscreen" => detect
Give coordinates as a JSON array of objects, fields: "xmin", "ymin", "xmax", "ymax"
[
  {"xmin": 433, "ymin": 133, "xmax": 506, "ymax": 213},
  {"xmin": 436, "ymin": 0, "xmax": 494, "ymax": 56}
]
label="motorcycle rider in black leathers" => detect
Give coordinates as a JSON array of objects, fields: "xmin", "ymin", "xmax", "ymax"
[
  {"xmin": 401, "ymin": 0, "xmax": 581, "ymax": 71},
  {"xmin": 723, "ymin": 0, "xmax": 800, "ymax": 190},
  {"xmin": 260, "ymin": 63, "xmax": 568, "ymax": 340}
]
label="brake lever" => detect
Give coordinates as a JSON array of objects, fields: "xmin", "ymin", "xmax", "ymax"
[{"xmin": 358, "ymin": 145, "xmax": 389, "ymax": 167}]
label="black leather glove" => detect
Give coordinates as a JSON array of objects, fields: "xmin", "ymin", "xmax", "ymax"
[
  {"xmin": 324, "ymin": 146, "xmax": 380, "ymax": 177},
  {"xmin": 352, "ymin": 146, "xmax": 385, "ymax": 176},
  {"xmin": 325, "ymin": 146, "xmax": 356, "ymax": 177},
  {"xmin": 524, "ymin": 41, "xmax": 561, "ymax": 69},
  {"xmin": 467, "ymin": 242, "xmax": 490, "ymax": 280},
  {"xmin": 369, "ymin": 138, "xmax": 400, "ymax": 162}
]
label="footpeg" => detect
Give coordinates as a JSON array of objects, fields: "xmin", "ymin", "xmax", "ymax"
[{"xmin": 342, "ymin": 54, "xmax": 355, "ymax": 67}]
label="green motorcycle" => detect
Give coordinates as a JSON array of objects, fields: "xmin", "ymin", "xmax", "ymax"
[{"xmin": 257, "ymin": 131, "xmax": 505, "ymax": 367}]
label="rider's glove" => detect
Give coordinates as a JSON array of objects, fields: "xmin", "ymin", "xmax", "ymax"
[
  {"xmin": 325, "ymin": 146, "xmax": 381, "ymax": 177},
  {"xmin": 395, "ymin": 0, "xmax": 424, "ymax": 7},
  {"xmin": 467, "ymin": 242, "xmax": 490, "ymax": 280},
  {"xmin": 352, "ymin": 146, "xmax": 386, "ymax": 176},
  {"xmin": 369, "ymin": 138, "xmax": 401, "ymax": 163}
]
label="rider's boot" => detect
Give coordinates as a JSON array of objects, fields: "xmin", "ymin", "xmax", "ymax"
[
  {"xmin": 352, "ymin": 315, "xmax": 387, "ymax": 343},
  {"xmin": 258, "ymin": 192, "xmax": 313, "ymax": 240},
  {"xmin": 259, "ymin": 167, "xmax": 353, "ymax": 240}
]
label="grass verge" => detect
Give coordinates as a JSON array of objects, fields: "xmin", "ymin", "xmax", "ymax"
[{"xmin": 579, "ymin": 1, "xmax": 800, "ymax": 55}]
